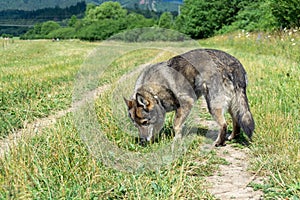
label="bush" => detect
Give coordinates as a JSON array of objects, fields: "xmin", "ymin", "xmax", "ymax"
[
  {"xmin": 41, "ymin": 21, "xmax": 61, "ymax": 36},
  {"xmin": 77, "ymin": 19, "xmax": 127, "ymax": 41},
  {"xmin": 110, "ymin": 27, "xmax": 190, "ymax": 42},
  {"xmin": 175, "ymin": 0, "xmax": 240, "ymax": 38},
  {"xmin": 47, "ymin": 27, "xmax": 77, "ymax": 39},
  {"xmin": 270, "ymin": 0, "xmax": 300, "ymax": 28},
  {"xmin": 219, "ymin": 0, "xmax": 278, "ymax": 33}
]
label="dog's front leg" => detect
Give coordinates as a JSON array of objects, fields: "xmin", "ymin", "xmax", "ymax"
[{"xmin": 173, "ymin": 97, "xmax": 194, "ymax": 140}]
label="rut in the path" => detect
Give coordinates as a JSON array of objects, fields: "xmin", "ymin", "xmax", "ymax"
[
  {"xmin": 197, "ymin": 100, "xmax": 264, "ymax": 199},
  {"xmin": 0, "ymin": 51, "xmax": 161, "ymax": 157},
  {"xmin": 204, "ymin": 144, "xmax": 264, "ymax": 200}
]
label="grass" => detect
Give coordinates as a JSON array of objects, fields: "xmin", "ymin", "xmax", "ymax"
[
  {"xmin": 0, "ymin": 39, "xmax": 98, "ymax": 137},
  {"xmin": 0, "ymin": 30, "xmax": 299, "ymax": 199}
]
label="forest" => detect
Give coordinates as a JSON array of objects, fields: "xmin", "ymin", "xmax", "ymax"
[
  {"xmin": 0, "ymin": 2, "xmax": 86, "ymax": 37},
  {"xmin": 2, "ymin": 0, "xmax": 300, "ymax": 40}
]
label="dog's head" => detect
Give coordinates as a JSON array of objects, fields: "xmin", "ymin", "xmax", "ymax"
[{"xmin": 124, "ymin": 93, "xmax": 165, "ymax": 145}]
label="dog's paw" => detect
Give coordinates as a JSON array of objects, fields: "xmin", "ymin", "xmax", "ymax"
[{"xmin": 214, "ymin": 139, "xmax": 226, "ymax": 147}]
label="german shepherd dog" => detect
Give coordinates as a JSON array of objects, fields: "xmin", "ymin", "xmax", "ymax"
[{"xmin": 124, "ymin": 49, "xmax": 255, "ymax": 146}]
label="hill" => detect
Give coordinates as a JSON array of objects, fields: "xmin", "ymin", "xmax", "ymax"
[{"xmin": 0, "ymin": 0, "xmax": 181, "ymax": 12}]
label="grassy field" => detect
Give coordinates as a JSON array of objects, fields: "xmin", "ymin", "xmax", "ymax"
[
  {"xmin": 0, "ymin": 39, "xmax": 98, "ymax": 137},
  {"xmin": 0, "ymin": 30, "xmax": 299, "ymax": 199}
]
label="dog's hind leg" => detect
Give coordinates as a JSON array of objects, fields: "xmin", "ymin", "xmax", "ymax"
[
  {"xmin": 210, "ymin": 107, "xmax": 227, "ymax": 147},
  {"xmin": 228, "ymin": 109, "xmax": 241, "ymax": 140}
]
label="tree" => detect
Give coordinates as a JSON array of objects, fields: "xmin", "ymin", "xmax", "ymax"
[
  {"xmin": 78, "ymin": 19, "xmax": 126, "ymax": 41},
  {"xmin": 270, "ymin": 0, "xmax": 300, "ymax": 28},
  {"xmin": 68, "ymin": 15, "xmax": 78, "ymax": 27},
  {"xmin": 41, "ymin": 21, "xmax": 61, "ymax": 36},
  {"xmin": 85, "ymin": 2, "xmax": 127, "ymax": 21},
  {"xmin": 159, "ymin": 12, "xmax": 173, "ymax": 29},
  {"xmin": 175, "ymin": 0, "xmax": 241, "ymax": 38},
  {"xmin": 125, "ymin": 13, "xmax": 156, "ymax": 29}
]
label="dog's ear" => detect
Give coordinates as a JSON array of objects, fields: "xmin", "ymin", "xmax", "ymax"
[
  {"xmin": 123, "ymin": 97, "xmax": 133, "ymax": 109},
  {"xmin": 136, "ymin": 93, "xmax": 149, "ymax": 108},
  {"xmin": 136, "ymin": 93, "xmax": 154, "ymax": 111},
  {"xmin": 136, "ymin": 93, "xmax": 153, "ymax": 110}
]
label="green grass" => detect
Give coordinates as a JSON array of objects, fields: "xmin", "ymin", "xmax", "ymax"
[
  {"xmin": 0, "ymin": 39, "xmax": 98, "ymax": 137},
  {"xmin": 0, "ymin": 32, "xmax": 299, "ymax": 199}
]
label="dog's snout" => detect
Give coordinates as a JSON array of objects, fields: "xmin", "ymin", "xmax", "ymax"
[{"xmin": 139, "ymin": 138, "xmax": 147, "ymax": 146}]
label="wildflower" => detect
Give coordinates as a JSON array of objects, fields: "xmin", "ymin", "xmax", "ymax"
[
  {"xmin": 292, "ymin": 43, "xmax": 296, "ymax": 46},
  {"xmin": 289, "ymin": 31, "xmax": 292, "ymax": 35},
  {"xmin": 291, "ymin": 38, "xmax": 295, "ymax": 42}
]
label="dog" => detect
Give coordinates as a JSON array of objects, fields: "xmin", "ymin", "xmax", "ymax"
[{"xmin": 124, "ymin": 49, "xmax": 255, "ymax": 146}]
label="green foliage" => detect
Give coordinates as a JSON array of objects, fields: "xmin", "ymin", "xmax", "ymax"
[
  {"xmin": 270, "ymin": 0, "xmax": 300, "ymax": 28},
  {"xmin": 85, "ymin": 1, "xmax": 127, "ymax": 21},
  {"xmin": 125, "ymin": 13, "xmax": 156, "ymax": 29},
  {"xmin": 158, "ymin": 12, "xmax": 174, "ymax": 29},
  {"xmin": 219, "ymin": 0, "xmax": 278, "ymax": 33},
  {"xmin": 110, "ymin": 28, "xmax": 190, "ymax": 42},
  {"xmin": 19, "ymin": 0, "xmax": 300, "ymax": 40},
  {"xmin": 21, "ymin": 1, "xmax": 159, "ymax": 41},
  {"xmin": 175, "ymin": 0, "xmax": 240, "ymax": 38},
  {"xmin": 40, "ymin": 21, "xmax": 61, "ymax": 36},
  {"xmin": 1, "ymin": 34, "xmax": 13, "ymax": 38},
  {"xmin": 0, "ymin": 0, "xmax": 85, "ymax": 11},
  {"xmin": 48, "ymin": 27, "xmax": 77, "ymax": 39},
  {"xmin": 77, "ymin": 19, "xmax": 127, "ymax": 41},
  {"xmin": 68, "ymin": 15, "xmax": 78, "ymax": 27}
]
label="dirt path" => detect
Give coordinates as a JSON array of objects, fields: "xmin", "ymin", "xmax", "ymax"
[
  {"xmin": 196, "ymin": 100, "xmax": 264, "ymax": 199},
  {"xmin": 204, "ymin": 144, "xmax": 264, "ymax": 199}
]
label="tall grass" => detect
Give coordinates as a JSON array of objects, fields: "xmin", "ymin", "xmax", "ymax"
[
  {"xmin": 0, "ymin": 44, "xmax": 221, "ymax": 199},
  {"xmin": 0, "ymin": 32, "xmax": 299, "ymax": 199},
  {"xmin": 0, "ymin": 40, "xmax": 97, "ymax": 137}
]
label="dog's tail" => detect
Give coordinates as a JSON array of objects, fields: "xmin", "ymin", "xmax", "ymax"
[{"xmin": 232, "ymin": 88, "xmax": 255, "ymax": 139}]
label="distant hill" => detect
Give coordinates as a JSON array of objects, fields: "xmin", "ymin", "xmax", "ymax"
[
  {"xmin": 0, "ymin": 0, "xmax": 84, "ymax": 11},
  {"xmin": 0, "ymin": 0, "xmax": 181, "ymax": 12}
]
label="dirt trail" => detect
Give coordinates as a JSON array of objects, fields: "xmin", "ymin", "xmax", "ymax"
[
  {"xmin": 198, "ymin": 100, "xmax": 264, "ymax": 200},
  {"xmin": 204, "ymin": 144, "xmax": 264, "ymax": 199},
  {"xmin": 0, "ymin": 51, "xmax": 156, "ymax": 157}
]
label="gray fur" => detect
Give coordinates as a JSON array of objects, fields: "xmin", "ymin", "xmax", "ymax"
[{"xmin": 125, "ymin": 49, "xmax": 255, "ymax": 146}]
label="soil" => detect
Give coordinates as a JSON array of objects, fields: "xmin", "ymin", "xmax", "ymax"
[{"xmin": 204, "ymin": 144, "xmax": 264, "ymax": 199}]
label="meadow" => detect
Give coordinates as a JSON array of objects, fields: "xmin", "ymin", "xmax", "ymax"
[{"xmin": 0, "ymin": 30, "xmax": 299, "ymax": 199}]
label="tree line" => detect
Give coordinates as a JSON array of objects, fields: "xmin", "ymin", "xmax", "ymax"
[
  {"xmin": 20, "ymin": 0, "xmax": 300, "ymax": 41},
  {"xmin": 0, "ymin": 2, "xmax": 86, "ymax": 37}
]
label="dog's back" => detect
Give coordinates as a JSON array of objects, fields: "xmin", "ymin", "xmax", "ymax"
[{"xmin": 127, "ymin": 49, "xmax": 254, "ymax": 146}]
